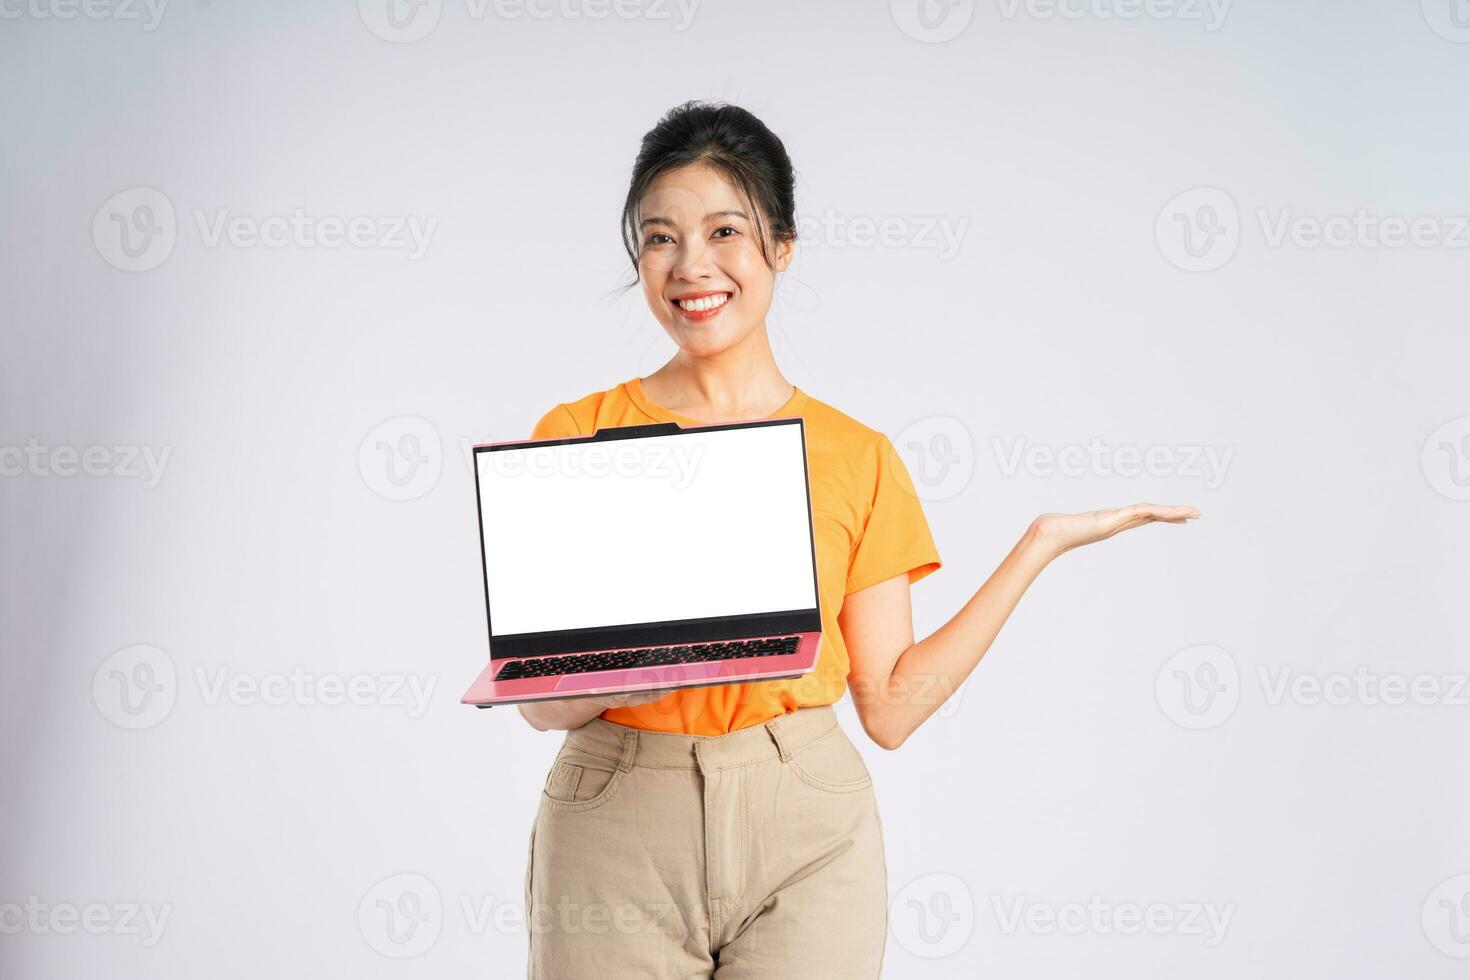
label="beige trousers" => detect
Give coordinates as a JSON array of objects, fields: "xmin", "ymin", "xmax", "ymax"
[{"xmin": 524, "ymin": 704, "xmax": 888, "ymax": 978}]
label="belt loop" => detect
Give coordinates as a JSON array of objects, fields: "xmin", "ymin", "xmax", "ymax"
[
  {"xmin": 765, "ymin": 715, "xmax": 792, "ymax": 762},
  {"xmin": 616, "ymin": 730, "xmax": 638, "ymax": 772}
]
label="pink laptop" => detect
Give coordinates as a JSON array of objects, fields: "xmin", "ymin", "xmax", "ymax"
[{"xmin": 461, "ymin": 416, "xmax": 823, "ymax": 708}]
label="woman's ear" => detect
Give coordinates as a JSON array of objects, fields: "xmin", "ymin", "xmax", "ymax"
[{"xmin": 775, "ymin": 233, "xmax": 795, "ymax": 273}]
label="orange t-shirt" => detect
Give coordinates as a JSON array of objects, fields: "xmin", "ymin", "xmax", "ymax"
[{"xmin": 529, "ymin": 377, "xmax": 942, "ymax": 736}]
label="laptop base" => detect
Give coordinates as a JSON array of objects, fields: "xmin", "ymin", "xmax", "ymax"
[
  {"xmin": 472, "ymin": 672, "xmax": 809, "ymax": 708},
  {"xmin": 461, "ymin": 632, "xmax": 822, "ymax": 708}
]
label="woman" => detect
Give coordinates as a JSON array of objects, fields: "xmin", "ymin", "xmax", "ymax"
[{"xmin": 516, "ymin": 100, "xmax": 1198, "ymax": 978}]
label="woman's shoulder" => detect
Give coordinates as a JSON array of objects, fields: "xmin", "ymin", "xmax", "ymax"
[
  {"xmin": 797, "ymin": 392, "xmax": 928, "ymax": 530},
  {"xmin": 530, "ymin": 379, "xmax": 641, "ymax": 439},
  {"xmin": 798, "ymin": 389, "xmax": 894, "ymax": 455}
]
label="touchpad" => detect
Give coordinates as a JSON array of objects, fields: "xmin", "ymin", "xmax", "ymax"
[{"xmin": 555, "ymin": 662, "xmax": 725, "ymax": 691}]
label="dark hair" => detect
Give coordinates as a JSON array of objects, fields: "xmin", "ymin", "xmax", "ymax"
[{"xmin": 619, "ymin": 100, "xmax": 797, "ymax": 288}]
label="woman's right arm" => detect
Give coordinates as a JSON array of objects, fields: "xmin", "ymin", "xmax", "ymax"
[{"xmin": 517, "ymin": 690, "xmax": 666, "ymax": 732}]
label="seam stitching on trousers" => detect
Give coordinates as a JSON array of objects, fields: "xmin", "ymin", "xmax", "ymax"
[
  {"xmin": 874, "ymin": 793, "xmax": 888, "ymax": 978},
  {"xmin": 736, "ymin": 766, "xmax": 749, "ymax": 913},
  {"xmin": 698, "ymin": 744, "xmax": 719, "ymax": 943}
]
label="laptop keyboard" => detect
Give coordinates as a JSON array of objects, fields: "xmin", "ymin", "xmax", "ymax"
[{"xmin": 495, "ymin": 636, "xmax": 801, "ymax": 682}]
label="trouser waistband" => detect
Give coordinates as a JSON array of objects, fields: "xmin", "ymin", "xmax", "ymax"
[{"xmin": 561, "ymin": 704, "xmax": 840, "ymax": 773}]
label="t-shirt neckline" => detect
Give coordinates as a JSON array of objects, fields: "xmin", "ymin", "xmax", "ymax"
[{"xmin": 626, "ymin": 376, "xmax": 807, "ymax": 426}]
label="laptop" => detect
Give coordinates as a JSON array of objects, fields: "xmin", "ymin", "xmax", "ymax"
[{"xmin": 461, "ymin": 416, "xmax": 824, "ymax": 708}]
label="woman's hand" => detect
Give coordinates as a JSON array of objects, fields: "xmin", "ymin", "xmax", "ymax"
[
  {"xmin": 594, "ymin": 689, "xmax": 669, "ymax": 710},
  {"xmin": 844, "ymin": 502, "xmax": 1200, "ymax": 750},
  {"xmin": 518, "ymin": 688, "xmax": 669, "ymax": 731},
  {"xmin": 1029, "ymin": 503, "xmax": 1200, "ymax": 560}
]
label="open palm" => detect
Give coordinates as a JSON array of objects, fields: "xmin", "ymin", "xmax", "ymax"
[{"xmin": 1031, "ymin": 503, "xmax": 1200, "ymax": 558}]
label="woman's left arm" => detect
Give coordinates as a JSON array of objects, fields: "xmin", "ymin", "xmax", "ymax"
[{"xmin": 840, "ymin": 503, "xmax": 1199, "ymax": 750}]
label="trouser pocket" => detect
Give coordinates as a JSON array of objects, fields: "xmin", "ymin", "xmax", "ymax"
[
  {"xmin": 541, "ymin": 748, "xmax": 626, "ymax": 809},
  {"xmin": 785, "ymin": 725, "xmax": 874, "ymax": 794}
]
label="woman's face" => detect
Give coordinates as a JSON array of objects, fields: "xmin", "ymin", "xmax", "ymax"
[{"xmin": 637, "ymin": 162, "xmax": 792, "ymax": 358}]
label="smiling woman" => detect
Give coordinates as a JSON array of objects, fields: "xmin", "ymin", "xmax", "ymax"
[{"xmin": 512, "ymin": 99, "xmax": 1197, "ymax": 980}]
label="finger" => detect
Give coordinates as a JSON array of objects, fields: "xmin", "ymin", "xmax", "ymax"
[
  {"xmin": 1104, "ymin": 509, "xmax": 1194, "ymax": 536},
  {"xmin": 1123, "ymin": 503, "xmax": 1200, "ymax": 521}
]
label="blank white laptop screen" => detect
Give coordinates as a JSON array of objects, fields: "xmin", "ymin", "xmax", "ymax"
[{"xmin": 477, "ymin": 423, "xmax": 816, "ymax": 637}]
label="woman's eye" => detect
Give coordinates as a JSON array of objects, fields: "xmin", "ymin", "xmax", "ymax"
[
  {"xmin": 712, "ymin": 226, "xmax": 739, "ymax": 239},
  {"xmin": 644, "ymin": 233, "xmax": 673, "ymax": 246}
]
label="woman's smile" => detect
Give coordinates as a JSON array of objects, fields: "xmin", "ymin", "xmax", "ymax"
[{"xmin": 671, "ymin": 289, "xmax": 733, "ymax": 322}]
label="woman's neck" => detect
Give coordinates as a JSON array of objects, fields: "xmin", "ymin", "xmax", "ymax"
[{"xmin": 641, "ymin": 340, "xmax": 793, "ymax": 423}]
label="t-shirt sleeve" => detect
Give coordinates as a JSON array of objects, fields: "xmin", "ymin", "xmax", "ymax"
[
  {"xmin": 530, "ymin": 403, "xmax": 581, "ymax": 440},
  {"xmin": 844, "ymin": 434, "xmax": 943, "ymax": 596}
]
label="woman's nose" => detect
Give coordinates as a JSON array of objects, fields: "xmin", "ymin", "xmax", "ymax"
[{"xmin": 671, "ymin": 240, "xmax": 714, "ymax": 280}]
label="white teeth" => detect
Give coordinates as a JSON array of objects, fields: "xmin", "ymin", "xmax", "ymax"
[{"xmin": 676, "ymin": 292, "xmax": 730, "ymax": 312}]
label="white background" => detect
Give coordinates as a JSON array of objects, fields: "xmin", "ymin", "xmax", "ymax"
[{"xmin": 3, "ymin": 1, "xmax": 1469, "ymax": 977}]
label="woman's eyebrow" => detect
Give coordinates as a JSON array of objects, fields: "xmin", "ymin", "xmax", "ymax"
[{"xmin": 639, "ymin": 209, "xmax": 749, "ymax": 229}]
